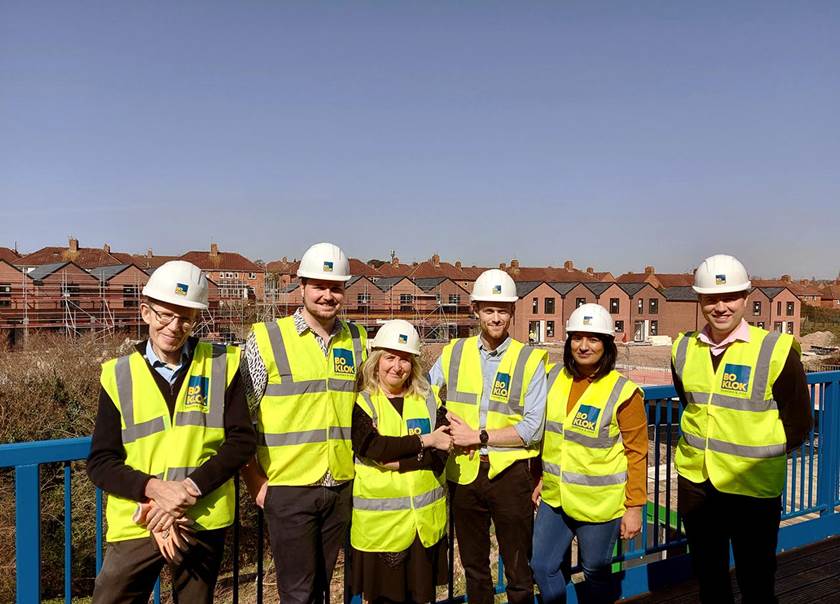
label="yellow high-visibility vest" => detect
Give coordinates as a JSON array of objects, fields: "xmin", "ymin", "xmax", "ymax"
[
  {"xmin": 436, "ymin": 337, "xmax": 546, "ymax": 484},
  {"xmin": 99, "ymin": 342, "xmax": 240, "ymax": 542},
  {"xmin": 351, "ymin": 389, "xmax": 447, "ymax": 552},
  {"xmin": 672, "ymin": 326, "xmax": 796, "ymax": 497},
  {"xmin": 541, "ymin": 365, "xmax": 639, "ymax": 522},
  {"xmin": 252, "ymin": 316, "xmax": 367, "ymax": 485}
]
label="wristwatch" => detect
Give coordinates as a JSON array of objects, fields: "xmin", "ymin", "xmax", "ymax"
[{"xmin": 479, "ymin": 429, "xmax": 489, "ymax": 446}]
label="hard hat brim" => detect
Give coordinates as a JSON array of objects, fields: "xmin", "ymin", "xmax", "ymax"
[
  {"xmin": 567, "ymin": 328, "xmax": 615, "ymax": 337},
  {"xmin": 371, "ymin": 343, "xmax": 421, "ymax": 356},
  {"xmin": 297, "ymin": 269, "xmax": 353, "ymax": 282},
  {"xmin": 692, "ymin": 282, "xmax": 751, "ymax": 295},
  {"xmin": 469, "ymin": 295, "xmax": 519, "ymax": 303},
  {"xmin": 141, "ymin": 286, "xmax": 209, "ymax": 310}
]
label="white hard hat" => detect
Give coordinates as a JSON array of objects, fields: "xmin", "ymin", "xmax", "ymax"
[
  {"xmin": 692, "ymin": 254, "xmax": 751, "ymax": 295},
  {"xmin": 142, "ymin": 260, "xmax": 209, "ymax": 310},
  {"xmin": 370, "ymin": 319, "xmax": 421, "ymax": 355},
  {"xmin": 470, "ymin": 269, "xmax": 518, "ymax": 303},
  {"xmin": 566, "ymin": 303, "xmax": 614, "ymax": 337},
  {"xmin": 297, "ymin": 242, "xmax": 352, "ymax": 282}
]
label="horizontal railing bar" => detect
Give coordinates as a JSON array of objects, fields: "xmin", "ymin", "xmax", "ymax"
[{"xmin": 0, "ymin": 436, "xmax": 91, "ymax": 468}]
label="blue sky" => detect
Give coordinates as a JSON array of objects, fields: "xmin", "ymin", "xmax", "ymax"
[{"xmin": 1, "ymin": 1, "xmax": 838, "ymax": 278}]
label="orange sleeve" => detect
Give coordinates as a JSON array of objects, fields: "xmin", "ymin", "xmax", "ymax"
[{"xmin": 616, "ymin": 390, "xmax": 648, "ymax": 508}]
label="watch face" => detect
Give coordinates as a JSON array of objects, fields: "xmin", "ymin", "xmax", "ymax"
[{"xmin": 480, "ymin": 430, "xmax": 489, "ymax": 445}]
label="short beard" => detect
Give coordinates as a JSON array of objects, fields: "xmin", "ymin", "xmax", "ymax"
[{"xmin": 304, "ymin": 300, "xmax": 340, "ymax": 321}]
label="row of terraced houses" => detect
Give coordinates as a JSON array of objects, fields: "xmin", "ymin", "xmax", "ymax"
[{"xmin": 2, "ymin": 238, "xmax": 838, "ymax": 347}]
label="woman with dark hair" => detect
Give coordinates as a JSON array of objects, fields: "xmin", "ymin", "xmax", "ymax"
[{"xmin": 530, "ymin": 304, "xmax": 648, "ymax": 603}]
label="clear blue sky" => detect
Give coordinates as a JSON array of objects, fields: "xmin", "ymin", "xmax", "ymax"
[{"xmin": 2, "ymin": 1, "xmax": 838, "ymax": 278}]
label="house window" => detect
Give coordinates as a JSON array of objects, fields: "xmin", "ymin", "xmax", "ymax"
[
  {"xmin": 614, "ymin": 320, "xmax": 624, "ymax": 333},
  {"xmin": 532, "ymin": 297, "xmax": 539, "ymax": 314},
  {"xmin": 0, "ymin": 283, "xmax": 10, "ymax": 308},
  {"xmin": 650, "ymin": 320, "xmax": 659, "ymax": 336},
  {"xmin": 448, "ymin": 294, "xmax": 460, "ymax": 305},
  {"xmin": 757, "ymin": 321, "xmax": 765, "ymax": 329},
  {"xmin": 576, "ymin": 297, "xmax": 586, "ymax": 308},
  {"xmin": 249, "ymin": 272, "xmax": 257, "ymax": 280},
  {"xmin": 786, "ymin": 321, "xmax": 794, "ymax": 334},
  {"xmin": 610, "ymin": 298, "xmax": 620, "ymax": 314},
  {"xmin": 62, "ymin": 283, "xmax": 80, "ymax": 299},
  {"xmin": 123, "ymin": 285, "xmax": 140, "ymax": 308},
  {"xmin": 777, "ymin": 301, "xmax": 782, "ymax": 315},
  {"xmin": 786, "ymin": 302, "xmax": 795, "ymax": 316},
  {"xmin": 357, "ymin": 293, "xmax": 371, "ymax": 306},
  {"xmin": 400, "ymin": 294, "xmax": 413, "ymax": 311},
  {"xmin": 637, "ymin": 298, "xmax": 643, "ymax": 314},
  {"xmin": 546, "ymin": 321, "xmax": 555, "ymax": 338},
  {"xmin": 774, "ymin": 321, "xmax": 783, "ymax": 332},
  {"xmin": 753, "ymin": 301, "xmax": 762, "ymax": 316},
  {"xmin": 545, "ymin": 297, "xmax": 555, "ymax": 314},
  {"xmin": 649, "ymin": 299, "xmax": 658, "ymax": 314}
]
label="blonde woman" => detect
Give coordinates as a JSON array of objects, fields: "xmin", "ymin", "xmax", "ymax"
[{"xmin": 351, "ymin": 319, "xmax": 452, "ymax": 604}]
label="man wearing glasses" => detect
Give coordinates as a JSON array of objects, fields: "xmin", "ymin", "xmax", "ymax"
[{"xmin": 87, "ymin": 260, "xmax": 255, "ymax": 604}]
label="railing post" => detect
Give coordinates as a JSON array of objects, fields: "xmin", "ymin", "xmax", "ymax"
[
  {"xmin": 817, "ymin": 378, "xmax": 838, "ymax": 514},
  {"xmin": 15, "ymin": 463, "xmax": 41, "ymax": 604}
]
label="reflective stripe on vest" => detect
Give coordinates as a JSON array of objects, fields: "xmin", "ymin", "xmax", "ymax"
[{"xmin": 673, "ymin": 326, "xmax": 792, "ymax": 497}]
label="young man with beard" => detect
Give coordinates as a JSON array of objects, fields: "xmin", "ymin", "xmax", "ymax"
[
  {"xmin": 241, "ymin": 242, "xmax": 367, "ymax": 604},
  {"xmin": 429, "ymin": 269, "xmax": 547, "ymax": 604}
]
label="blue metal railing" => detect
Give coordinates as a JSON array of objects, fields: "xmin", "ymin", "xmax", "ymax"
[{"xmin": 2, "ymin": 371, "xmax": 839, "ymax": 603}]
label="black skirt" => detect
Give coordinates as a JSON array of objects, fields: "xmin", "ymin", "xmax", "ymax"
[{"xmin": 351, "ymin": 534, "xmax": 449, "ymax": 603}]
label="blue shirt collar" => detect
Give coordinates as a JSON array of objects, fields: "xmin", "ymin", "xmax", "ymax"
[
  {"xmin": 145, "ymin": 338, "xmax": 192, "ymax": 369},
  {"xmin": 477, "ymin": 334, "xmax": 511, "ymax": 357}
]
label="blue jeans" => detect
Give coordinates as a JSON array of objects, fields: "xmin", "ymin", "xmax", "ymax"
[{"xmin": 531, "ymin": 501, "xmax": 621, "ymax": 604}]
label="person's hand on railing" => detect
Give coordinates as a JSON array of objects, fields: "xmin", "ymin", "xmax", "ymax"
[
  {"xmin": 531, "ymin": 477, "xmax": 543, "ymax": 510},
  {"xmin": 620, "ymin": 505, "xmax": 643, "ymax": 540}
]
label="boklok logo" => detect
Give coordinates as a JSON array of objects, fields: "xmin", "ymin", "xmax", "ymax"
[
  {"xmin": 406, "ymin": 418, "xmax": 431, "ymax": 435},
  {"xmin": 185, "ymin": 375, "xmax": 209, "ymax": 409},
  {"xmin": 491, "ymin": 373, "xmax": 511, "ymax": 400},
  {"xmin": 572, "ymin": 404, "xmax": 601, "ymax": 434},
  {"xmin": 333, "ymin": 348, "xmax": 355, "ymax": 374},
  {"xmin": 721, "ymin": 364, "xmax": 751, "ymax": 394}
]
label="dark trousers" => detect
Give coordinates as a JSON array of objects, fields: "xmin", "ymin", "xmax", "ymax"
[
  {"xmin": 263, "ymin": 482, "xmax": 353, "ymax": 604},
  {"xmin": 678, "ymin": 476, "xmax": 781, "ymax": 604},
  {"xmin": 449, "ymin": 459, "xmax": 535, "ymax": 604},
  {"xmin": 92, "ymin": 528, "xmax": 227, "ymax": 604}
]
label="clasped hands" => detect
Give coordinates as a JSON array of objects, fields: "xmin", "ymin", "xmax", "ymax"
[
  {"xmin": 446, "ymin": 412, "xmax": 484, "ymax": 459},
  {"xmin": 137, "ymin": 478, "xmax": 200, "ymax": 563}
]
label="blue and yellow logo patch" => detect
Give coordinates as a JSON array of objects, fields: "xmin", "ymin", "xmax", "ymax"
[
  {"xmin": 323, "ymin": 261, "xmax": 334, "ymax": 272},
  {"xmin": 492, "ymin": 284, "xmax": 502, "ymax": 294},
  {"xmin": 572, "ymin": 404, "xmax": 601, "ymax": 434},
  {"xmin": 583, "ymin": 315, "xmax": 593, "ymax": 326},
  {"xmin": 398, "ymin": 333, "xmax": 408, "ymax": 344},
  {"xmin": 333, "ymin": 348, "xmax": 355, "ymax": 374},
  {"xmin": 491, "ymin": 372, "xmax": 511, "ymax": 400},
  {"xmin": 406, "ymin": 418, "xmax": 431, "ymax": 435},
  {"xmin": 175, "ymin": 283, "xmax": 189, "ymax": 296},
  {"xmin": 721, "ymin": 363, "xmax": 751, "ymax": 394},
  {"xmin": 715, "ymin": 274, "xmax": 727, "ymax": 285},
  {"xmin": 185, "ymin": 375, "xmax": 209, "ymax": 409}
]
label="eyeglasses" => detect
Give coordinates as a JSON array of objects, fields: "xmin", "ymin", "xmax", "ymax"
[{"xmin": 145, "ymin": 304, "xmax": 197, "ymax": 329}]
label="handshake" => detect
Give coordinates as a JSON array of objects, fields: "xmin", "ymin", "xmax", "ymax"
[{"xmin": 135, "ymin": 478, "xmax": 201, "ymax": 563}]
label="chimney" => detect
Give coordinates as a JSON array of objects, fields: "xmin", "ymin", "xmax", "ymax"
[
  {"xmin": 586, "ymin": 267, "xmax": 594, "ymax": 274},
  {"xmin": 644, "ymin": 265, "xmax": 655, "ymax": 275},
  {"xmin": 210, "ymin": 243, "xmax": 219, "ymax": 257},
  {"xmin": 563, "ymin": 260, "xmax": 574, "ymax": 270},
  {"xmin": 146, "ymin": 248, "xmax": 153, "ymax": 258},
  {"xmin": 432, "ymin": 253, "xmax": 440, "ymax": 268},
  {"xmin": 781, "ymin": 274, "xmax": 791, "ymax": 283},
  {"xmin": 510, "ymin": 259, "xmax": 520, "ymax": 269},
  {"xmin": 392, "ymin": 256, "xmax": 400, "ymax": 267},
  {"xmin": 499, "ymin": 262, "xmax": 507, "ymax": 270},
  {"xmin": 455, "ymin": 260, "xmax": 462, "ymax": 269},
  {"xmin": 69, "ymin": 237, "xmax": 79, "ymax": 252},
  {"xmin": 103, "ymin": 243, "xmax": 110, "ymax": 254}
]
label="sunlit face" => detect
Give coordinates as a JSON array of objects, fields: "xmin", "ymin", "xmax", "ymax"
[
  {"xmin": 377, "ymin": 349, "xmax": 414, "ymax": 394},
  {"xmin": 699, "ymin": 291, "xmax": 748, "ymax": 338},
  {"xmin": 474, "ymin": 302, "xmax": 513, "ymax": 341},
  {"xmin": 569, "ymin": 332, "xmax": 605, "ymax": 369},
  {"xmin": 300, "ymin": 279, "xmax": 345, "ymax": 321},
  {"xmin": 141, "ymin": 299, "xmax": 198, "ymax": 357}
]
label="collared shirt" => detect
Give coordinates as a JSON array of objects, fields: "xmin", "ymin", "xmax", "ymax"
[
  {"xmin": 698, "ymin": 318, "xmax": 751, "ymax": 356},
  {"xmin": 428, "ymin": 335, "xmax": 547, "ymax": 453},
  {"xmin": 241, "ymin": 308, "xmax": 346, "ymax": 487},
  {"xmin": 144, "ymin": 339, "xmax": 193, "ymax": 385}
]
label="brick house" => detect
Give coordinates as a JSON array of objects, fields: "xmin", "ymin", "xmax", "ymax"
[{"xmin": 181, "ymin": 243, "xmax": 265, "ymax": 301}]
